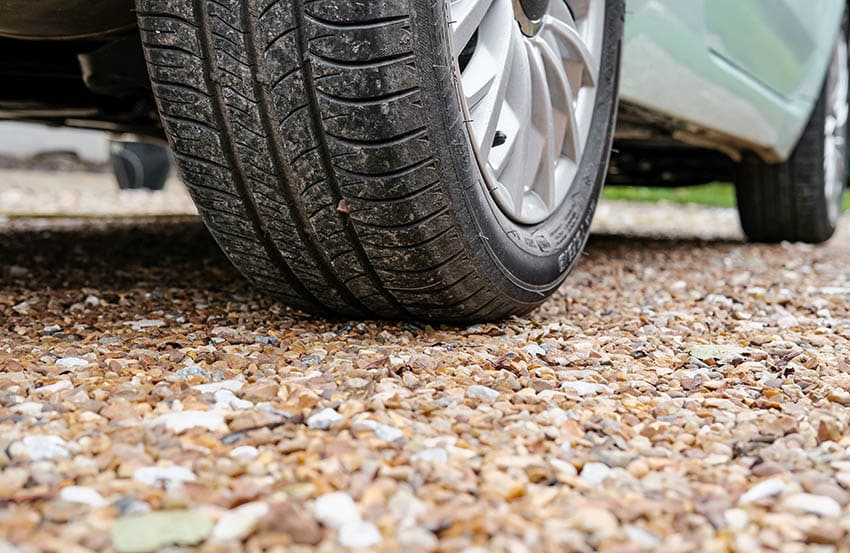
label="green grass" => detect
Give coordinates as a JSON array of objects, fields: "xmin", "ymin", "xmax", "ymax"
[{"xmin": 602, "ymin": 183, "xmax": 850, "ymax": 211}]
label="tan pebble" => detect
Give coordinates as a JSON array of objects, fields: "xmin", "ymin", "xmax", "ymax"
[
  {"xmin": 260, "ymin": 502, "xmax": 323, "ymax": 545},
  {"xmin": 626, "ymin": 459, "xmax": 650, "ymax": 479},
  {"xmin": 0, "ymin": 467, "xmax": 28, "ymax": 498},
  {"xmin": 806, "ymin": 523, "xmax": 845, "ymax": 545}
]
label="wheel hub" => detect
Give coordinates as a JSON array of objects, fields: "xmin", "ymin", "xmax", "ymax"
[
  {"xmin": 450, "ymin": 0, "xmax": 605, "ymax": 224},
  {"xmin": 515, "ymin": 0, "xmax": 549, "ymax": 35}
]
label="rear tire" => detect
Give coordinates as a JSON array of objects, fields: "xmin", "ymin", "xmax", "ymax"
[
  {"xmin": 111, "ymin": 141, "xmax": 172, "ymax": 191},
  {"xmin": 136, "ymin": 0, "xmax": 623, "ymax": 321},
  {"xmin": 735, "ymin": 26, "xmax": 848, "ymax": 244}
]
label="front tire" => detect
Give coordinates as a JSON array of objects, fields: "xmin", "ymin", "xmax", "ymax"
[
  {"xmin": 136, "ymin": 0, "xmax": 623, "ymax": 321},
  {"xmin": 735, "ymin": 25, "xmax": 848, "ymax": 244}
]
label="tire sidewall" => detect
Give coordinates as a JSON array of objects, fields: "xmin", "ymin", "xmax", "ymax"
[{"xmin": 412, "ymin": 0, "xmax": 623, "ymax": 305}]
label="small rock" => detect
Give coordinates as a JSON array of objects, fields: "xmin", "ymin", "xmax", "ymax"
[
  {"xmin": 133, "ymin": 466, "xmax": 197, "ymax": 487},
  {"xmin": 192, "ymin": 379, "xmax": 243, "ymax": 394},
  {"xmin": 212, "ymin": 389, "xmax": 252, "ymax": 410},
  {"xmin": 782, "ymin": 493, "xmax": 841, "ymax": 517},
  {"xmin": 409, "ymin": 354, "xmax": 437, "ymax": 371},
  {"xmin": 211, "ymin": 502, "xmax": 269, "ymax": 543},
  {"xmin": 111, "ymin": 510, "xmax": 213, "ymax": 553},
  {"xmin": 739, "ymin": 478, "xmax": 786, "ymax": 504},
  {"xmin": 307, "ymin": 408, "xmax": 343, "ymax": 430},
  {"xmin": 152, "ymin": 411, "xmax": 226, "ymax": 433},
  {"xmin": 353, "ymin": 418, "xmax": 404, "ymax": 442},
  {"xmin": 690, "ymin": 344, "xmax": 746, "ymax": 363},
  {"xmin": 411, "ymin": 448, "xmax": 448, "ymax": 464},
  {"xmin": 723, "ymin": 508, "xmax": 749, "ymax": 530},
  {"xmin": 522, "ymin": 343, "xmax": 546, "ymax": 357},
  {"xmin": 806, "ymin": 522, "xmax": 845, "ymax": 544},
  {"xmin": 125, "ymin": 319, "xmax": 165, "ymax": 330},
  {"xmin": 338, "ymin": 521, "xmax": 382, "ymax": 548},
  {"xmin": 314, "ymin": 492, "xmax": 361, "ymax": 531},
  {"xmin": 561, "ymin": 381, "xmax": 603, "ymax": 396},
  {"xmin": 580, "ymin": 462, "xmax": 613, "ymax": 486},
  {"xmin": 59, "ymin": 486, "xmax": 107, "ymax": 508},
  {"xmin": 175, "ymin": 365, "xmax": 211, "ymax": 379},
  {"xmin": 0, "ymin": 467, "xmax": 29, "ymax": 498},
  {"xmin": 55, "ymin": 357, "xmax": 90, "ymax": 369},
  {"xmin": 261, "ymin": 502, "xmax": 323, "ymax": 545},
  {"xmin": 624, "ymin": 525, "xmax": 660, "ymax": 548},
  {"xmin": 230, "ymin": 446, "xmax": 259, "ymax": 461},
  {"xmin": 36, "ymin": 380, "xmax": 72, "ymax": 394},
  {"xmin": 12, "ymin": 435, "xmax": 72, "ymax": 461},
  {"xmin": 467, "ymin": 385, "xmax": 499, "ymax": 401}
]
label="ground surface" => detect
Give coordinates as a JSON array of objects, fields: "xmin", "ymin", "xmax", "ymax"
[{"xmin": 1, "ymin": 173, "xmax": 850, "ymax": 553}]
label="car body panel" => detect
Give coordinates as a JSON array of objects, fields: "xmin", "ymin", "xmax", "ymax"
[{"xmin": 620, "ymin": 0, "xmax": 844, "ymax": 161}]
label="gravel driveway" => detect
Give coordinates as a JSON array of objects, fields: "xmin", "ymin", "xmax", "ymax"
[{"xmin": 0, "ymin": 174, "xmax": 849, "ymax": 552}]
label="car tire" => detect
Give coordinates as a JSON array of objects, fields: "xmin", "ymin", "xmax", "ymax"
[
  {"xmin": 135, "ymin": 0, "xmax": 623, "ymax": 321},
  {"xmin": 735, "ymin": 25, "xmax": 848, "ymax": 244},
  {"xmin": 111, "ymin": 141, "xmax": 172, "ymax": 191}
]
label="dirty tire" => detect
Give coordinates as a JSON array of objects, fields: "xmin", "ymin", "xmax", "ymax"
[
  {"xmin": 111, "ymin": 141, "xmax": 172, "ymax": 191},
  {"xmin": 735, "ymin": 23, "xmax": 848, "ymax": 244},
  {"xmin": 135, "ymin": 0, "xmax": 623, "ymax": 321}
]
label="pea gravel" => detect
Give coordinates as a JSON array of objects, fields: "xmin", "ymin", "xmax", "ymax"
[{"xmin": 0, "ymin": 180, "xmax": 849, "ymax": 552}]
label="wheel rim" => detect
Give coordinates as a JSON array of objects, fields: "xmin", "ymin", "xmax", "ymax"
[
  {"xmin": 824, "ymin": 34, "xmax": 848, "ymax": 227},
  {"xmin": 450, "ymin": 0, "xmax": 606, "ymax": 224}
]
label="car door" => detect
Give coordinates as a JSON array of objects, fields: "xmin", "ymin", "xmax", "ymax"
[{"xmin": 619, "ymin": 0, "xmax": 845, "ymax": 161}]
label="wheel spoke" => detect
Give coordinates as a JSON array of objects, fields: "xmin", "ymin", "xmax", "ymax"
[
  {"xmin": 544, "ymin": 15, "xmax": 598, "ymax": 87},
  {"xmin": 528, "ymin": 44, "xmax": 556, "ymax": 209},
  {"xmin": 450, "ymin": 0, "xmax": 496, "ymax": 53},
  {"xmin": 537, "ymin": 38, "xmax": 580, "ymax": 161},
  {"xmin": 468, "ymin": 14, "xmax": 518, "ymax": 160}
]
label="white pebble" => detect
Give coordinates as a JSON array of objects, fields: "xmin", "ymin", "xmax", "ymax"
[
  {"xmin": 580, "ymin": 462, "xmax": 612, "ymax": 486},
  {"xmin": 230, "ymin": 446, "xmax": 259, "ymax": 461},
  {"xmin": 59, "ymin": 486, "xmax": 107, "ymax": 508},
  {"xmin": 133, "ymin": 466, "xmax": 197, "ymax": 486},
  {"xmin": 521, "ymin": 343, "xmax": 546, "ymax": 357},
  {"xmin": 212, "ymin": 389, "xmax": 253, "ymax": 410},
  {"xmin": 338, "ymin": 521, "xmax": 382, "ymax": 548},
  {"xmin": 314, "ymin": 492, "xmax": 361, "ymax": 531},
  {"xmin": 307, "ymin": 408, "xmax": 343, "ymax": 430},
  {"xmin": 353, "ymin": 419, "xmax": 404, "ymax": 442},
  {"xmin": 411, "ymin": 448, "xmax": 448, "ymax": 464},
  {"xmin": 561, "ymin": 381, "xmax": 603, "ymax": 396},
  {"xmin": 724, "ymin": 508, "xmax": 749, "ymax": 530},
  {"xmin": 16, "ymin": 435, "xmax": 72, "ymax": 460},
  {"xmin": 782, "ymin": 493, "xmax": 841, "ymax": 517},
  {"xmin": 211, "ymin": 502, "xmax": 269, "ymax": 542},
  {"xmin": 36, "ymin": 380, "xmax": 73, "ymax": 394},
  {"xmin": 152, "ymin": 410, "xmax": 225, "ymax": 433},
  {"xmin": 739, "ymin": 478, "xmax": 786, "ymax": 504},
  {"xmin": 191, "ymin": 380, "xmax": 243, "ymax": 394},
  {"xmin": 467, "ymin": 385, "xmax": 499, "ymax": 401},
  {"xmin": 55, "ymin": 357, "xmax": 89, "ymax": 369}
]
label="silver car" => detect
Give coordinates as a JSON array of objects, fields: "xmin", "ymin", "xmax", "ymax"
[{"xmin": 0, "ymin": 0, "xmax": 845, "ymax": 321}]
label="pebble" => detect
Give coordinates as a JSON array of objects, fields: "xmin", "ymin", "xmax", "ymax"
[
  {"xmin": 191, "ymin": 379, "xmax": 243, "ymax": 394},
  {"xmin": 211, "ymin": 502, "xmax": 269, "ymax": 543},
  {"xmin": 467, "ymin": 385, "xmax": 499, "ymax": 401},
  {"xmin": 12, "ymin": 435, "xmax": 72, "ymax": 461},
  {"xmin": 229, "ymin": 446, "xmax": 259, "ymax": 461},
  {"xmin": 111, "ymin": 510, "xmax": 212, "ymax": 553},
  {"xmin": 59, "ymin": 486, "xmax": 107, "ymax": 508},
  {"xmin": 152, "ymin": 410, "xmax": 226, "ymax": 433},
  {"xmin": 352, "ymin": 418, "xmax": 404, "ymax": 442},
  {"xmin": 313, "ymin": 492, "xmax": 361, "ymax": 531},
  {"xmin": 411, "ymin": 448, "xmax": 448, "ymax": 464},
  {"xmin": 133, "ymin": 466, "xmax": 197, "ymax": 486},
  {"xmin": 561, "ymin": 381, "xmax": 604, "ymax": 395},
  {"xmin": 739, "ymin": 478, "xmax": 786, "ymax": 504},
  {"xmin": 55, "ymin": 356, "xmax": 90, "ymax": 368},
  {"xmin": 580, "ymin": 462, "xmax": 613, "ymax": 486},
  {"xmin": 338, "ymin": 520, "xmax": 382, "ymax": 548},
  {"xmin": 307, "ymin": 408, "xmax": 343, "ymax": 430},
  {"xmin": 782, "ymin": 493, "xmax": 842, "ymax": 517}
]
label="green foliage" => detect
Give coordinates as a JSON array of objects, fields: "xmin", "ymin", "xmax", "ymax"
[{"xmin": 603, "ymin": 183, "xmax": 850, "ymax": 211}]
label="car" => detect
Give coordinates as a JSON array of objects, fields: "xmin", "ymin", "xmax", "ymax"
[{"xmin": 0, "ymin": 0, "xmax": 845, "ymax": 321}]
